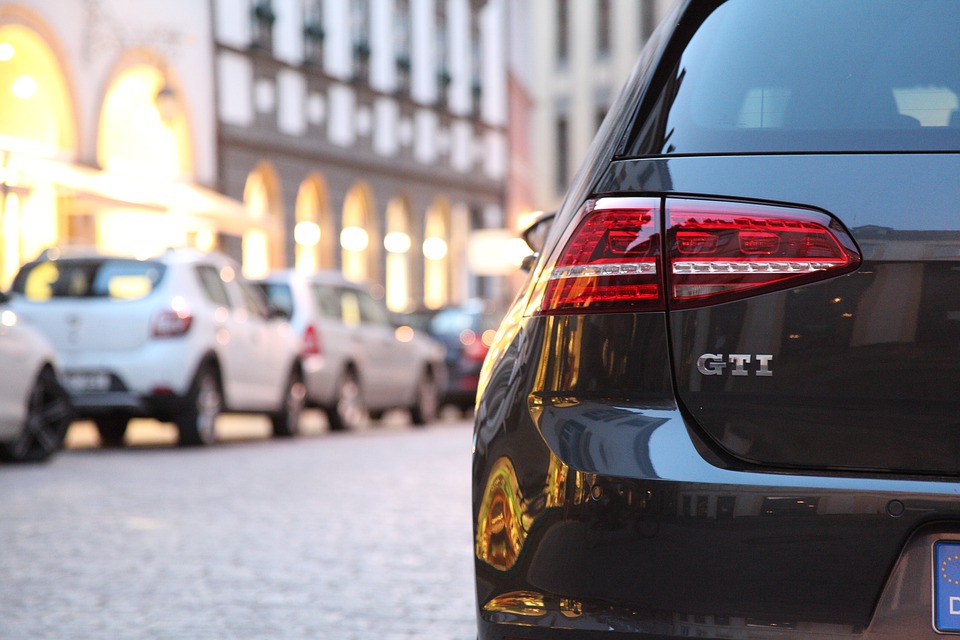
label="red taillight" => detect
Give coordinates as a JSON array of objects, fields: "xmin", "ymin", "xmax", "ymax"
[
  {"xmin": 667, "ymin": 199, "xmax": 860, "ymax": 308},
  {"xmin": 538, "ymin": 197, "xmax": 860, "ymax": 314},
  {"xmin": 152, "ymin": 309, "xmax": 193, "ymax": 337},
  {"xmin": 461, "ymin": 330, "xmax": 490, "ymax": 362},
  {"xmin": 302, "ymin": 324, "xmax": 323, "ymax": 357},
  {"xmin": 541, "ymin": 198, "xmax": 662, "ymax": 314}
]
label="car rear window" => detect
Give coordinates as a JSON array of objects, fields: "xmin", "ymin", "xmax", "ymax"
[
  {"xmin": 623, "ymin": 0, "xmax": 960, "ymax": 155},
  {"xmin": 11, "ymin": 259, "xmax": 165, "ymax": 301},
  {"xmin": 430, "ymin": 308, "xmax": 501, "ymax": 336},
  {"xmin": 258, "ymin": 282, "xmax": 294, "ymax": 318}
]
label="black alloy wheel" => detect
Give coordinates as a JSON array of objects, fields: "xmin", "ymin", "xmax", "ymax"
[
  {"xmin": 0, "ymin": 368, "xmax": 73, "ymax": 462},
  {"xmin": 271, "ymin": 367, "xmax": 307, "ymax": 437}
]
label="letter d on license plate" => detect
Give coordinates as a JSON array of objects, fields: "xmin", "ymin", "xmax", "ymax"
[{"xmin": 935, "ymin": 542, "xmax": 960, "ymax": 632}]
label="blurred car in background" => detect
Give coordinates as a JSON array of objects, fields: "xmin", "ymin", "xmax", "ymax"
[
  {"xmin": 409, "ymin": 300, "xmax": 503, "ymax": 412},
  {"xmin": 0, "ymin": 291, "xmax": 73, "ymax": 462},
  {"xmin": 255, "ymin": 269, "xmax": 447, "ymax": 430},
  {"xmin": 6, "ymin": 248, "xmax": 305, "ymax": 447}
]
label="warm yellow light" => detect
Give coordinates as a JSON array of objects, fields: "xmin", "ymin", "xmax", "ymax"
[
  {"xmin": 517, "ymin": 210, "xmax": 544, "ymax": 232},
  {"xmin": 0, "ymin": 42, "xmax": 14, "ymax": 61},
  {"xmin": 383, "ymin": 231, "xmax": 411, "ymax": 254},
  {"xmin": 340, "ymin": 226, "xmax": 369, "ymax": 252},
  {"xmin": 12, "ymin": 75, "xmax": 36, "ymax": 99},
  {"xmin": 423, "ymin": 236, "xmax": 448, "ymax": 260},
  {"xmin": 395, "ymin": 325, "xmax": 415, "ymax": 343},
  {"xmin": 294, "ymin": 220, "xmax": 321, "ymax": 246},
  {"xmin": 195, "ymin": 228, "xmax": 215, "ymax": 251},
  {"xmin": 507, "ymin": 237, "xmax": 534, "ymax": 267}
]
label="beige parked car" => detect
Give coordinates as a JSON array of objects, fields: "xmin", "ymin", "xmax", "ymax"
[{"xmin": 256, "ymin": 270, "xmax": 447, "ymax": 430}]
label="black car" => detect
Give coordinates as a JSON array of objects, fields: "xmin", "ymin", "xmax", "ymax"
[{"xmin": 472, "ymin": 2, "xmax": 960, "ymax": 639}]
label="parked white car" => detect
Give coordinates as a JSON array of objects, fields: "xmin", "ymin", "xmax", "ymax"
[
  {"xmin": 0, "ymin": 291, "xmax": 73, "ymax": 462},
  {"xmin": 255, "ymin": 270, "xmax": 447, "ymax": 430},
  {"xmin": 6, "ymin": 248, "xmax": 305, "ymax": 447}
]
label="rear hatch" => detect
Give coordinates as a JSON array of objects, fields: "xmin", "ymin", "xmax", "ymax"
[
  {"xmin": 9, "ymin": 257, "xmax": 167, "ymax": 353},
  {"xmin": 597, "ymin": 0, "xmax": 960, "ymax": 476}
]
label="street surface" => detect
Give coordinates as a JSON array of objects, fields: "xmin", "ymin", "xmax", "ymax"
[{"xmin": 0, "ymin": 411, "xmax": 477, "ymax": 639}]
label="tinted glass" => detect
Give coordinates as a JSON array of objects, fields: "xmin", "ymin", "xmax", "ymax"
[
  {"xmin": 238, "ymin": 280, "xmax": 270, "ymax": 319},
  {"xmin": 625, "ymin": 0, "xmax": 960, "ymax": 155},
  {"xmin": 257, "ymin": 282, "xmax": 294, "ymax": 318},
  {"xmin": 357, "ymin": 292, "xmax": 390, "ymax": 327},
  {"xmin": 195, "ymin": 265, "xmax": 231, "ymax": 307},
  {"xmin": 12, "ymin": 259, "xmax": 165, "ymax": 301},
  {"xmin": 310, "ymin": 283, "xmax": 342, "ymax": 318}
]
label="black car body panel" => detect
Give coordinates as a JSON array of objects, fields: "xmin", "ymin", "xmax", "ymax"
[{"xmin": 473, "ymin": 1, "xmax": 960, "ymax": 638}]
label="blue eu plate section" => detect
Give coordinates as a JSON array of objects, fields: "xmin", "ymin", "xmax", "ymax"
[{"xmin": 935, "ymin": 542, "xmax": 960, "ymax": 632}]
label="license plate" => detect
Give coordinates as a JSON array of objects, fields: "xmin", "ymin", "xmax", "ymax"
[
  {"xmin": 934, "ymin": 542, "xmax": 960, "ymax": 632},
  {"xmin": 64, "ymin": 371, "xmax": 112, "ymax": 393}
]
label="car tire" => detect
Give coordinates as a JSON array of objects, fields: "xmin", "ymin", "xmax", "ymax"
[
  {"xmin": 176, "ymin": 364, "xmax": 222, "ymax": 446},
  {"xmin": 271, "ymin": 367, "xmax": 306, "ymax": 438},
  {"xmin": 95, "ymin": 414, "xmax": 129, "ymax": 448},
  {"xmin": 325, "ymin": 369, "xmax": 365, "ymax": 432},
  {"xmin": 410, "ymin": 369, "xmax": 439, "ymax": 427},
  {"xmin": 0, "ymin": 367, "xmax": 73, "ymax": 462}
]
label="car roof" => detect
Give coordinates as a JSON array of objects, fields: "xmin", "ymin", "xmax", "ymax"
[{"xmin": 259, "ymin": 269, "xmax": 367, "ymax": 289}]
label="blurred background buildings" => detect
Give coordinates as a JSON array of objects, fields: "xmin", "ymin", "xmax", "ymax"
[{"xmin": 0, "ymin": 0, "xmax": 673, "ymax": 309}]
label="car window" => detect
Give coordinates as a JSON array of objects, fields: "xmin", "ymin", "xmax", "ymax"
[
  {"xmin": 238, "ymin": 280, "xmax": 271, "ymax": 319},
  {"xmin": 195, "ymin": 265, "xmax": 231, "ymax": 308},
  {"xmin": 624, "ymin": 0, "xmax": 960, "ymax": 155},
  {"xmin": 258, "ymin": 282, "xmax": 294, "ymax": 318},
  {"xmin": 310, "ymin": 283, "xmax": 342, "ymax": 319},
  {"xmin": 357, "ymin": 291, "xmax": 391, "ymax": 328},
  {"xmin": 430, "ymin": 309, "xmax": 474, "ymax": 336},
  {"xmin": 12, "ymin": 259, "xmax": 164, "ymax": 301},
  {"xmin": 340, "ymin": 289, "xmax": 362, "ymax": 327}
]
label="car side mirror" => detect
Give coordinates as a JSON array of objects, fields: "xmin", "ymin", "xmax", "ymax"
[{"xmin": 519, "ymin": 211, "xmax": 556, "ymax": 273}]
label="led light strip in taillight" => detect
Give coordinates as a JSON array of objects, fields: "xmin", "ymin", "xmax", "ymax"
[
  {"xmin": 540, "ymin": 198, "xmax": 663, "ymax": 314},
  {"xmin": 538, "ymin": 197, "xmax": 860, "ymax": 314}
]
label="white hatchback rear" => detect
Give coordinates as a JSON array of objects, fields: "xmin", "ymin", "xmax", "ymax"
[{"xmin": 7, "ymin": 248, "xmax": 305, "ymax": 446}]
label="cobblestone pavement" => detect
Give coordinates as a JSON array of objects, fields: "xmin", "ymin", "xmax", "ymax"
[{"xmin": 0, "ymin": 412, "xmax": 477, "ymax": 639}]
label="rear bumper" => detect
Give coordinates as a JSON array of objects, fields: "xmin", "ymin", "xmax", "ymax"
[
  {"xmin": 473, "ymin": 316, "xmax": 960, "ymax": 639},
  {"xmin": 69, "ymin": 390, "xmax": 189, "ymax": 421}
]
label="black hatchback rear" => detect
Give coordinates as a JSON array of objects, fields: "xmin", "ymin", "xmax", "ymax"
[{"xmin": 473, "ymin": 1, "xmax": 960, "ymax": 638}]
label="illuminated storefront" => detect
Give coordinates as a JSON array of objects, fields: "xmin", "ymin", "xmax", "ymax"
[{"xmin": 0, "ymin": 7, "xmax": 269, "ymax": 289}]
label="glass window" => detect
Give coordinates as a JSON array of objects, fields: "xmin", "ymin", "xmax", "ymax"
[
  {"xmin": 238, "ymin": 280, "xmax": 271, "ymax": 319},
  {"xmin": 597, "ymin": 0, "xmax": 611, "ymax": 57},
  {"xmin": 195, "ymin": 265, "xmax": 231, "ymax": 308},
  {"xmin": 310, "ymin": 283, "xmax": 342, "ymax": 319},
  {"xmin": 357, "ymin": 291, "xmax": 390, "ymax": 327},
  {"xmin": 258, "ymin": 282, "xmax": 294, "ymax": 318},
  {"xmin": 624, "ymin": 0, "xmax": 960, "ymax": 155},
  {"xmin": 340, "ymin": 289, "xmax": 362, "ymax": 327},
  {"xmin": 12, "ymin": 258, "xmax": 164, "ymax": 301},
  {"xmin": 556, "ymin": 0, "xmax": 569, "ymax": 63}
]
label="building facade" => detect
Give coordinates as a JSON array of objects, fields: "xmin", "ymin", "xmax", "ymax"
[
  {"xmin": 213, "ymin": 0, "xmax": 512, "ymax": 310},
  {"xmin": 0, "ymin": 0, "xmax": 231, "ymax": 290},
  {"xmin": 528, "ymin": 0, "xmax": 676, "ymax": 213},
  {"xmin": 0, "ymin": 0, "xmax": 513, "ymax": 312}
]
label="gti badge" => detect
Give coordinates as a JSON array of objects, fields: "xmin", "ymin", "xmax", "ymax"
[{"xmin": 697, "ymin": 353, "xmax": 773, "ymax": 377}]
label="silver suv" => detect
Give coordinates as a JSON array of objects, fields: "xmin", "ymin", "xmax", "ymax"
[
  {"xmin": 256, "ymin": 269, "xmax": 446, "ymax": 430},
  {"xmin": 7, "ymin": 248, "xmax": 305, "ymax": 446}
]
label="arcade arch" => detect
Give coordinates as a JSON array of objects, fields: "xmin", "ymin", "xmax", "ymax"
[{"xmin": 341, "ymin": 182, "xmax": 379, "ymax": 284}]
